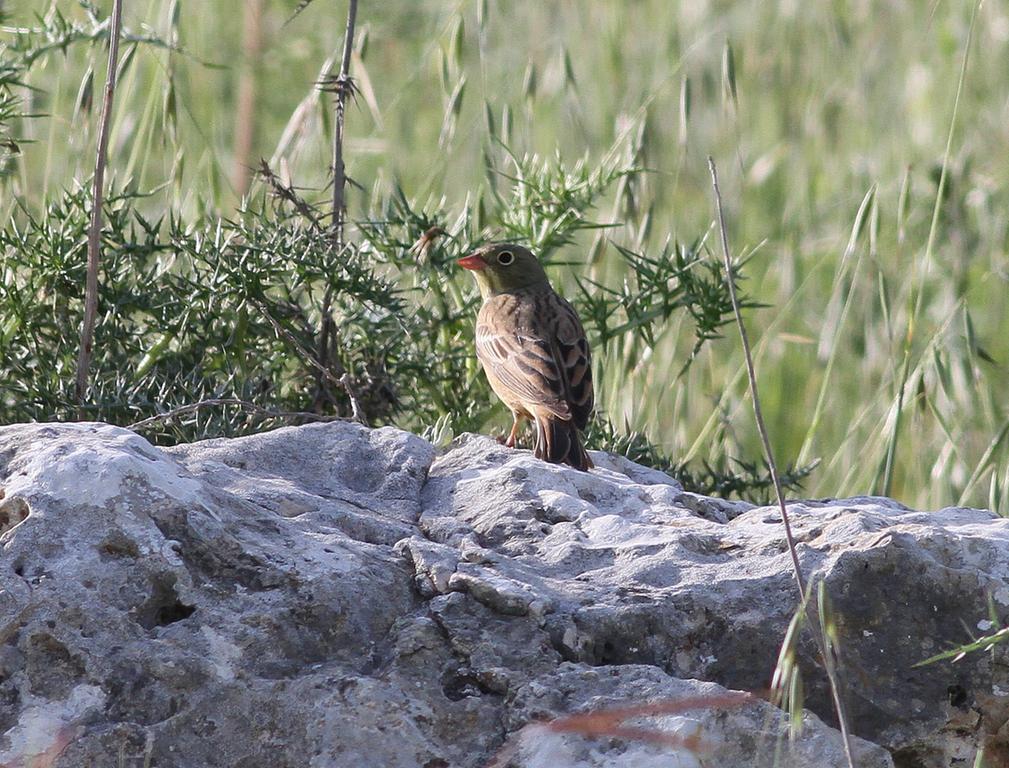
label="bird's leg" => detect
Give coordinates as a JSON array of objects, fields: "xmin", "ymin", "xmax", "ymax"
[{"xmin": 505, "ymin": 415, "xmax": 523, "ymax": 448}]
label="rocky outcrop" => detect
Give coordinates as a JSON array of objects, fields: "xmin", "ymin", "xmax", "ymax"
[{"xmin": 0, "ymin": 421, "xmax": 1005, "ymax": 767}]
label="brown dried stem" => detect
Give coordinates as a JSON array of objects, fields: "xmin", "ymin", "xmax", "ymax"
[
  {"xmin": 127, "ymin": 399, "xmax": 345, "ymax": 432},
  {"xmin": 232, "ymin": 0, "xmax": 264, "ymax": 197},
  {"xmin": 330, "ymin": 0, "xmax": 358, "ymax": 247},
  {"xmin": 74, "ymin": 0, "xmax": 125, "ymax": 415},
  {"xmin": 313, "ymin": 0, "xmax": 359, "ymax": 417},
  {"xmin": 252, "ymin": 298, "xmax": 367, "ymax": 425},
  {"xmin": 257, "ymin": 159, "xmax": 323, "ymax": 229}
]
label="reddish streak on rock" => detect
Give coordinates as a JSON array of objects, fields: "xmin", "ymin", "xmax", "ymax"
[
  {"xmin": 542, "ymin": 691, "xmax": 754, "ymax": 748},
  {"xmin": 484, "ymin": 691, "xmax": 754, "ymax": 767},
  {"xmin": 3, "ymin": 725, "xmax": 80, "ymax": 768}
]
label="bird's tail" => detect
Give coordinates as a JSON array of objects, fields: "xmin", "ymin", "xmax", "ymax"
[{"xmin": 534, "ymin": 415, "xmax": 593, "ymax": 471}]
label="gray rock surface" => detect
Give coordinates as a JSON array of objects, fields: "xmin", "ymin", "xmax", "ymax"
[{"xmin": 0, "ymin": 421, "xmax": 1005, "ymax": 767}]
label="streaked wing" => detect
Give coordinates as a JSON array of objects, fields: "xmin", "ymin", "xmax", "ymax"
[
  {"xmin": 476, "ymin": 322, "xmax": 571, "ymax": 420},
  {"xmin": 475, "ymin": 290, "xmax": 593, "ymax": 426},
  {"xmin": 551, "ymin": 293, "xmax": 594, "ymax": 430}
]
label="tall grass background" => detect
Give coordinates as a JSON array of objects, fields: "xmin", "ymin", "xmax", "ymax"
[{"xmin": 4, "ymin": 0, "xmax": 1009, "ymax": 513}]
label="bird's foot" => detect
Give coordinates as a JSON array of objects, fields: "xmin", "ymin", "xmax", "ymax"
[{"xmin": 496, "ymin": 433, "xmax": 519, "ymax": 448}]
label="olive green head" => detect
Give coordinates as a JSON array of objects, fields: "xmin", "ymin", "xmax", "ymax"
[{"xmin": 457, "ymin": 243, "xmax": 549, "ymax": 298}]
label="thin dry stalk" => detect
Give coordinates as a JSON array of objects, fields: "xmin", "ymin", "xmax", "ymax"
[
  {"xmin": 127, "ymin": 398, "xmax": 345, "ymax": 431},
  {"xmin": 705, "ymin": 160, "xmax": 804, "ymax": 593},
  {"xmin": 338, "ymin": 373, "xmax": 366, "ymax": 425},
  {"xmin": 252, "ymin": 297, "xmax": 368, "ymax": 425},
  {"xmin": 707, "ymin": 157, "xmax": 856, "ymax": 768},
  {"xmin": 232, "ymin": 0, "xmax": 264, "ymax": 196},
  {"xmin": 74, "ymin": 0, "xmax": 125, "ymax": 415},
  {"xmin": 314, "ymin": 0, "xmax": 359, "ymax": 416},
  {"xmin": 252, "ymin": 297, "xmax": 345, "ymax": 387},
  {"xmin": 408, "ymin": 226, "xmax": 448, "ymax": 260},
  {"xmin": 330, "ymin": 0, "xmax": 358, "ymax": 247},
  {"xmin": 257, "ymin": 159, "xmax": 323, "ymax": 228}
]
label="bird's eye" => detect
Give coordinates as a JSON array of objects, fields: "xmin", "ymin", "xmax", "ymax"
[{"xmin": 497, "ymin": 250, "xmax": 515, "ymax": 266}]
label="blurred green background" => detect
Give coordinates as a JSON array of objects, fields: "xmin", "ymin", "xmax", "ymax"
[{"xmin": 5, "ymin": 0, "xmax": 1009, "ymax": 511}]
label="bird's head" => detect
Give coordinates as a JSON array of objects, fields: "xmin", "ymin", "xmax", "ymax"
[{"xmin": 457, "ymin": 243, "xmax": 548, "ymax": 297}]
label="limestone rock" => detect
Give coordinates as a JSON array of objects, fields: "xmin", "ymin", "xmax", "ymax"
[{"xmin": 0, "ymin": 421, "xmax": 1004, "ymax": 767}]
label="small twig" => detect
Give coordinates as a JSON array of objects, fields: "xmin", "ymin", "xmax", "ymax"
[
  {"xmin": 127, "ymin": 398, "xmax": 345, "ymax": 431},
  {"xmin": 253, "ymin": 298, "xmax": 345, "ymax": 387},
  {"xmin": 707, "ymin": 157, "xmax": 856, "ymax": 768},
  {"xmin": 253, "ymin": 299, "xmax": 368, "ymax": 425},
  {"xmin": 74, "ymin": 0, "xmax": 124, "ymax": 415},
  {"xmin": 256, "ymin": 159, "xmax": 324, "ymax": 229},
  {"xmin": 408, "ymin": 226, "xmax": 448, "ymax": 261},
  {"xmin": 312, "ymin": 311, "xmax": 339, "ymax": 411},
  {"xmin": 339, "ymin": 373, "xmax": 366, "ymax": 425},
  {"xmin": 283, "ymin": 0, "xmax": 318, "ymax": 27},
  {"xmin": 706, "ymin": 161, "xmax": 804, "ymax": 594}
]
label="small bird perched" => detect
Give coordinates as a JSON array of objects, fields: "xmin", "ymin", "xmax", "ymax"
[{"xmin": 458, "ymin": 243, "xmax": 594, "ymax": 471}]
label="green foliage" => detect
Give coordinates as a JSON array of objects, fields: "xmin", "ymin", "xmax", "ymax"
[
  {"xmin": 0, "ymin": 3, "xmax": 181, "ymax": 182},
  {"xmin": 0, "ymin": 9, "xmax": 28, "ymax": 179},
  {"xmin": 7, "ymin": 1, "xmax": 1007, "ymax": 508},
  {"xmin": 492, "ymin": 149, "xmax": 634, "ymax": 259},
  {"xmin": 576, "ymin": 240, "xmax": 757, "ymax": 367},
  {"xmin": 0, "ymin": 185, "xmax": 405, "ymax": 442},
  {"xmin": 6, "ymin": 2, "xmax": 182, "ymax": 68},
  {"xmin": 0, "ymin": 127, "xmax": 772, "ymax": 495},
  {"xmin": 358, "ymin": 187, "xmax": 487, "ymax": 430},
  {"xmin": 0, "ymin": 65, "xmax": 25, "ymax": 180},
  {"xmin": 587, "ymin": 417, "xmax": 817, "ymax": 501}
]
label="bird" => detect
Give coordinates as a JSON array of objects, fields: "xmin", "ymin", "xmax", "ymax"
[{"xmin": 457, "ymin": 242, "xmax": 594, "ymax": 471}]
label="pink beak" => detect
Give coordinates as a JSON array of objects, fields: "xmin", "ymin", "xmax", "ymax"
[{"xmin": 457, "ymin": 253, "xmax": 488, "ymax": 270}]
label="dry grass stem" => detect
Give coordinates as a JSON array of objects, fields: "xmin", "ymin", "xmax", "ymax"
[
  {"xmin": 74, "ymin": 0, "xmax": 125, "ymax": 413},
  {"xmin": 707, "ymin": 156, "xmax": 856, "ymax": 768}
]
